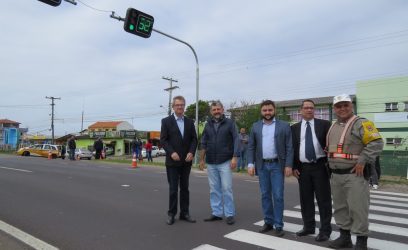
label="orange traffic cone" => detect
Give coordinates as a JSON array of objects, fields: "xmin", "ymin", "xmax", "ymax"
[
  {"xmin": 48, "ymin": 150, "xmax": 52, "ymax": 160},
  {"xmin": 132, "ymin": 154, "xmax": 138, "ymax": 168}
]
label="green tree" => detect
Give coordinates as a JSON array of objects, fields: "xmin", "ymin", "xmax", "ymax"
[
  {"xmin": 229, "ymin": 101, "xmax": 260, "ymax": 131},
  {"xmin": 185, "ymin": 100, "xmax": 210, "ymax": 124},
  {"xmin": 229, "ymin": 101, "xmax": 291, "ymax": 132}
]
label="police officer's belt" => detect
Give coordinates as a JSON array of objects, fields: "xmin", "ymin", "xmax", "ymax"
[{"xmin": 331, "ymin": 167, "xmax": 354, "ymax": 174}]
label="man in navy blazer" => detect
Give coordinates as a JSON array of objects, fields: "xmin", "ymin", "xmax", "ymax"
[
  {"xmin": 247, "ymin": 100, "xmax": 293, "ymax": 237},
  {"xmin": 160, "ymin": 96, "xmax": 198, "ymax": 225}
]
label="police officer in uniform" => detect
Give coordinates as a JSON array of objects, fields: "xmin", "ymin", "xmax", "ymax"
[{"xmin": 327, "ymin": 94, "xmax": 383, "ymax": 250}]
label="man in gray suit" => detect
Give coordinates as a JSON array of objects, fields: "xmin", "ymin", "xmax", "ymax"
[{"xmin": 247, "ymin": 100, "xmax": 293, "ymax": 237}]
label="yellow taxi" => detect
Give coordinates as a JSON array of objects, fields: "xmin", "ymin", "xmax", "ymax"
[{"xmin": 17, "ymin": 144, "xmax": 60, "ymax": 159}]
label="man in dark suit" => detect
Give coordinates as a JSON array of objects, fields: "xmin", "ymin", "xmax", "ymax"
[
  {"xmin": 160, "ymin": 95, "xmax": 198, "ymax": 225},
  {"xmin": 247, "ymin": 100, "xmax": 293, "ymax": 237},
  {"xmin": 291, "ymin": 99, "xmax": 332, "ymax": 242}
]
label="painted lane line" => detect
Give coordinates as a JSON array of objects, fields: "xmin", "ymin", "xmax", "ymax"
[
  {"xmin": 192, "ymin": 244, "xmax": 226, "ymax": 250},
  {"xmin": 225, "ymin": 229, "xmax": 330, "ymax": 250},
  {"xmin": 371, "ymin": 190, "xmax": 408, "ymax": 197},
  {"xmin": 0, "ymin": 220, "xmax": 59, "ymax": 250},
  {"xmin": 370, "ymin": 194, "xmax": 408, "ymax": 203},
  {"xmin": 0, "ymin": 166, "xmax": 33, "ymax": 173},
  {"xmin": 371, "ymin": 199, "xmax": 408, "ymax": 208},
  {"xmin": 284, "ymin": 209, "xmax": 408, "ymax": 237},
  {"xmin": 294, "ymin": 205, "xmax": 408, "ymax": 225},
  {"xmin": 253, "ymin": 220, "xmax": 408, "ymax": 250},
  {"xmin": 244, "ymin": 180, "xmax": 259, "ymax": 183}
]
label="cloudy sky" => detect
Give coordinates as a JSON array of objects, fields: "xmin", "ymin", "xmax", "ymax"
[{"xmin": 1, "ymin": 0, "xmax": 407, "ymax": 135}]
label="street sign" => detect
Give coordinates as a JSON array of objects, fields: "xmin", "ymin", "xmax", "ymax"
[
  {"xmin": 38, "ymin": 0, "xmax": 61, "ymax": 7},
  {"xmin": 124, "ymin": 8, "xmax": 154, "ymax": 38}
]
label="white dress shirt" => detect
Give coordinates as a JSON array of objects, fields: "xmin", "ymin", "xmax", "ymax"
[{"xmin": 300, "ymin": 119, "xmax": 326, "ymax": 163}]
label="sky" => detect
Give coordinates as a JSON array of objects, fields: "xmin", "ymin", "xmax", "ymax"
[{"xmin": 1, "ymin": 0, "xmax": 407, "ymax": 135}]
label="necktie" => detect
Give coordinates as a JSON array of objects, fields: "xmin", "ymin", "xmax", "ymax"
[{"xmin": 305, "ymin": 121, "xmax": 316, "ymax": 162}]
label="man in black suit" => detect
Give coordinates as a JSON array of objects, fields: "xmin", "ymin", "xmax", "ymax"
[
  {"xmin": 160, "ymin": 95, "xmax": 198, "ymax": 225},
  {"xmin": 291, "ymin": 99, "xmax": 332, "ymax": 242}
]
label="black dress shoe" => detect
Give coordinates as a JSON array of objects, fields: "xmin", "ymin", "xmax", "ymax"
[
  {"xmin": 296, "ymin": 228, "xmax": 315, "ymax": 236},
  {"xmin": 315, "ymin": 233, "xmax": 329, "ymax": 242},
  {"xmin": 179, "ymin": 214, "xmax": 196, "ymax": 223},
  {"xmin": 166, "ymin": 216, "xmax": 175, "ymax": 225},
  {"xmin": 258, "ymin": 223, "xmax": 273, "ymax": 233},
  {"xmin": 226, "ymin": 216, "xmax": 235, "ymax": 225},
  {"xmin": 204, "ymin": 215, "xmax": 223, "ymax": 222}
]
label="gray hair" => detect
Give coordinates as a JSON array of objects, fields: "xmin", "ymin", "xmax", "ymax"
[{"xmin": 210, "ymin": 100, "xmax": 224, "ymax": 109}]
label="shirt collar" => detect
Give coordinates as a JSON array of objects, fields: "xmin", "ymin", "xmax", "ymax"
[
  {"xmin": 262, "ymin": 117, "xmax": 276, "ymax": 125},
  {"xmin": 302, "ymin": 118, "xmax": 314, "ymax": 126},
  {"xmin": 174, "ymin": 113, "xmax": 184, "ymax": 121}
]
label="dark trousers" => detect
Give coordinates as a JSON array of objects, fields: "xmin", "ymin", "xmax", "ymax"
[
  {"xmin": 69, "ymin": 149, "xmax": 75, "ymax": 160},
  {"xmin": 166, "ymin": 165, "xmax": 191, "ymax": 217},
  {"xmin": 95, "ymin": 150, "xmax": 102, "ymax": 159},
  {"xmin": 298, "ymin": 160, "xmax": 332, "ymax": 235}
]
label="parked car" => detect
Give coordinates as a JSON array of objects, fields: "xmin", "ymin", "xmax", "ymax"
[
  {"xmin": 141, "ymin": 146, "xmax": 160, "ymax": 158},
  {"xmin": 158, "ymin": 147, "xmax": 166, "ymax": 156},
  {"xmin": 17, "ymin": 144, "xmax": 60, "ymax": 159},
  {"xmin": 68, "ymin": 148, "xmax": 93, "ymax": 160}
]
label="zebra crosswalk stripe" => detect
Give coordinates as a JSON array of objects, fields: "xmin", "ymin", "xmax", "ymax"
[
  {"xmin": 371, "ymin": 199, "xmax": 408, "ymax": 208},
  {"xmin": 224, "ymin": 229, "xmax": 331, "ymax": 250},
  {"xmin": 252, "ymin": 221, "xmax": 408, "ymax": 250},
  {"xmin": 370, "ymin": 194, "xmax": 408, "ymax": 203},
  {"xmin": 284, "ymin": 209, "xmax": 408, "ymax": 237},
  {"xmin": 192, "ymin": 244, "xmax": 226, "ymax": 250},
  {"xmin": 371, "ymin": 190, "xmax": 408, "ymax": 197}
]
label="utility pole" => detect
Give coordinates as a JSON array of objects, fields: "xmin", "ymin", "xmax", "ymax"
[
  {"xmin": 162, "ymin": 77, "xmax": 179, "ymax": 115},
  {"xmin": 45, "ymin": 96, "xmax": 61, "ymax": 144}
]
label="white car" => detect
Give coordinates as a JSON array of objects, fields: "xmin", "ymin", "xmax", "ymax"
[{"xmin": 142, "ymin": 146, "xmax": 160, "ymax": 158}]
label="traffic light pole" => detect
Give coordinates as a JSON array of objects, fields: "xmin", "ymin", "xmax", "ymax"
[
  {"xmin": 152, "ymin": 28, "xmax": 200, "ymax": 165},
  {"xmin": 153, "ymin": 28, "xmax": 200, "ymax": 139}
]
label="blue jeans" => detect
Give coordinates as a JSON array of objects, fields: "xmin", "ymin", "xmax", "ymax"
[
  {"xmin": 237, "ymin": 149, "xmax": 247, "ymax": 170},
  {"xmin": 258, "ymin": 161, "xmax": 284, "ymax": 229},
  {"xmin": 207, "ymin": 160, "xmax": 235, "ymax": 217}
]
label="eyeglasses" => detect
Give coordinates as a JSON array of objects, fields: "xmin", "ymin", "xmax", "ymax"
[{"xmin": 173, "ymin": 104, "xmax": 185, "ymax": 107}]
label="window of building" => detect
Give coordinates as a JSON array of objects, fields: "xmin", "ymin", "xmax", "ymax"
[
  {"xmin": 385, "ymin": 102, "xmax": 398, "ymax": 111},
  {"xmin": 386, "ymin": 138, "xmax": 403, "ymax": 145},
  {"xmin": 314, "ymin": 108, "xmax": 330, "ymax": 120},
  {"xmin": 289, "ymin": 110, "xmax": 302, "ymax": 122}
]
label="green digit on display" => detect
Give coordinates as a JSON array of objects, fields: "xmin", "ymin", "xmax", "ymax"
[{"xmin": 144, "ymin": 20, "xmax": 151, "ymax": 32}]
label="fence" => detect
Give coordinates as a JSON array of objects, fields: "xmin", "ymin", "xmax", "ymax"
[{"xmin": 380, "ymin": 150, "xmax": 408, "ymax": 178}]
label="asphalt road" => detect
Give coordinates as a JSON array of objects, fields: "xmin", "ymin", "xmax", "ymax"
[{"xmin": 0, "ymin": 154, "xmax": 407, "ymax": 250}]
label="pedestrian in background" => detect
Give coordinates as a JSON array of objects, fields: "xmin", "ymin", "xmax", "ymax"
[
  {"xmin": 68, "ymin": 135, "xmax": 76, "ymax": 160},
  {"xmin": 247, "ymin": 100, "xmax": 293, "ymax": 237},
  {"xmin": 199, "ymin": 100, "xmax": 239, "ymax": 225},
  {"xmin": 94, "ymin": 137, "xmax": 103, "ymax": 160},
  {"xmin": 145, "ymin": 139, "xmax": 153, "ymax": 162},
  {"xmin": 160, "ymin": 95, "xmax": 198, "ymax": 225},
  {"xmin": 237, "ymin": 127, "xmax": 249, "ymax": 172},
  {"xmin": 61, "ymin": 144, "xmax": 66, "ymax": 160}
]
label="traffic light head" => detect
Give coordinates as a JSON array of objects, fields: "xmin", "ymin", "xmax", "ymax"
[
  {"xmin": 124, "ymin": 8, "xmax": 154, "ymax": 38},
  {"xmin": 38, "ymin": 0, "xmax": 61, "ymax": 7}
]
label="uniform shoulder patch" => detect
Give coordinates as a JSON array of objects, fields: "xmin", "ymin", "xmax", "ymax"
[{"xmin": 362, "ymin": 120, "xmax": 382, "ymax": 144}]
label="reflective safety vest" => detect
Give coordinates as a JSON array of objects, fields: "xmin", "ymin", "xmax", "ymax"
[{"xmin": 326, "ymin": 115, "xmax": 360, "ymax": 160}]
